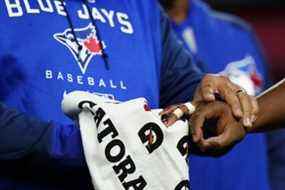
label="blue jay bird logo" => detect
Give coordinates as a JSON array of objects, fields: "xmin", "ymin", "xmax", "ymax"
[{"xmin": 54, "ymin": 24, "xmax": 106, "ymax": 74}]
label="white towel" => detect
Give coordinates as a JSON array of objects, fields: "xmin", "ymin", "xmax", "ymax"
[{"xmin": 62, "ymin": 91, "xmax": 190, "ymax": 190}]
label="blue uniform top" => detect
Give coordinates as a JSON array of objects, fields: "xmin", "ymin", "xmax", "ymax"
[
  {"xmin": 0, "ymin": 0, "xmax": 203, "ymax": 189},
  {"xmin": 172, "ymin": 0, "xmax": 270, "ymax": 190}
]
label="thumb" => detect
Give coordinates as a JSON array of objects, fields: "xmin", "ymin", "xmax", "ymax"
[{"xmin": 201, "ymin": 132, "xmax": 230, "ymax": 150}]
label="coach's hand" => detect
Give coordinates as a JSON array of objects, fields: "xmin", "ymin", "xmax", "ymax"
[
  {"xmin": 193, "ymin": 74, "xmax": 258, "ymax": 127},
  {"xmin": 190, "ymin": 102, "xmax": 246, "ymax": 155}
]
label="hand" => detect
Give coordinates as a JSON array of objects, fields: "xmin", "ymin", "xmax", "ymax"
[
  {"xmin": 194, "ymin": 74, "xmax": 258, "ymax": 127},
  {"xmin": 61, "ymin": 91, "xmax": 106, "ymax": 119},
  {"xmin": 160, "ymin": 104, "xmax": 191, "ymax": 126},
  {"xmin": 190, "ymin": 102, "xmax": 246, "ymax": 153},
  {"xmin": 160, "ymin": 101, "xmax": 246, "ymax": 156}
]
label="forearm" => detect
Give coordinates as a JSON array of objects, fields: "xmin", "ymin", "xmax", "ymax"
[
  {"xmin": 0, "ymin": 103, "xmax": 85, "ymax": 167},
  {"xmin": 247, "ymin": 79, "xmax": 285, "ymax": 133}
]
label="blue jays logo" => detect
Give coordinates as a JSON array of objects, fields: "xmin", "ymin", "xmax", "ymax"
[
  {"xmin": 221, "ymin": 55, "xmax": 263, "ymax": 95},
  {"xmin": 54, "ymin": 24, "xmax": 106, "ymax": 74}
]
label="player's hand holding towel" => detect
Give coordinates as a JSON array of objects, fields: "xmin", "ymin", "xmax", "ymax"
[{"xmin": 62, "ymin": 91, "xmax": 190, "ymax": 190}]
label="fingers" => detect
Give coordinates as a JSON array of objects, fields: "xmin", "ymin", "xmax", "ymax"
[
  {"xmin": 250, "ymin": 96, "xmax": 259, "ymax": 122},
  {"xmin": 198, "ymin": 75, "xmax": 257, "ymax": 125},
  {"xmin": 200, "ymin": 122, "xmax": 246, "ymax": 151},
  {"xmin": 200, "ymin": 135, "xmax": 225, "ymax": 151},
  {"xmin": 201, "ymin": 127, "xmax": 232, "ymax": 150},
  {"xmin": 190, "ymin": 104, "xmax": 218, "ymax": 143},
  {"xmin": 237, "ymin": 90, "xmax": 253, "ymax": 127},
  {"xmin": 190, "ymin": 113, "xmax": 205, "ymax": 143},
  {"xmin": 201, "ymin": 84, "xmax": 215, "ymax": 101},
  {"xmin": 220, "ymin": 81, "xmax": 256, "ymax": 127},
  {"xmin": 159, "ymin": 105, "xmax": 178, "ymax": 116},
  {"xmin": 222, "ymin": 87, "xmax": 243, "ymax": 118},
  {"xmin": 159, "ymin": 105, "xmax": 179, "ymax": 126},
  {"xmin": 190, "ymin": 101, "xmax": 229, "ymax": 143},
  {"xmin": 235, "ymin": 89, "xmax": 259, "ymax": 127},
  {"xmin": 160, "ymin": 104, "xmax": 194, "ymax": 127},
  {"xmin": 199, "ymin": 75, "xmax": 244, "ymax": 117},
  {"xmin": 160, "ymin": 114, "xmax": 177, "ymax": 127},
  {"xmin": 200, "ymin": 75, "xmax": 216, "ymax": 101}
]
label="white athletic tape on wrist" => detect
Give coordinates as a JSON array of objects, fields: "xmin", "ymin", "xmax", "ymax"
[{"xmin": 184, "ymin": 102, "xmax": 196, "ymax": 115}]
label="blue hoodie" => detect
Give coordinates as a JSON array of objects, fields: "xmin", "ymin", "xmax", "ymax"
[
  {"xmin": 0, "ymin": 0, "xmax": 203, "ymax": 189},
  {"xmin": 172, "ymin": 0, "xmax": 271, "ymax": 190}
]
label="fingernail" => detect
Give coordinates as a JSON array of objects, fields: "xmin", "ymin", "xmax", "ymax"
[
  {"xmin": 207, "ymin": 94, "xmax": 215, "ymax": 100},
  {"xmin": 162, "ymin": 120, "xmax": 168, "ymax": 125},
  {"xmin": 251, "ymin": 115, "xmax": 257, "ymax": 123},
  {"xmin": 243, "ymin": 118, "xmax": 252, "ymax": 127},
  {"xmin": 236, "ymin": 109, "xmax": 243, "ymax": 117},
  {"xmin": 193, "ymin": 135, "xmax": 197, "ymax": 142},
  {"xmin": 193, "ymin": 135, "xmax": 199, "ymax": 143}
]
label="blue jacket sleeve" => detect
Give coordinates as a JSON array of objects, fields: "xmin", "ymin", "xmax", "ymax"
[
  {"xmin": 0, "ymin": 103, "xmax": 85, "ymax": 167},
  {"xmin": 159, "ymin": 9, "xmax": 204, "ymax": 108}
]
